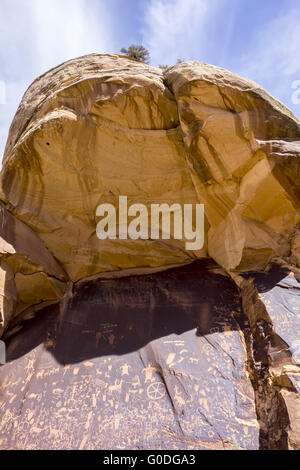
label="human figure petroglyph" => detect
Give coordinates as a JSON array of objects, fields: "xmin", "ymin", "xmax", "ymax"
[
  {"xmin": 120, "ymin": 363, "xmax": 131, "ymax": 376},
  {"xmin": 131, "ymin": 375, "xmax": 141, "ymax": 388},
  {"xmin": 142, "ymin": 364, "xmax": 157, "ymax": 383}
]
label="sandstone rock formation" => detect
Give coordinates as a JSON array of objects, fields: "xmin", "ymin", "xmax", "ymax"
[{"xmin": 0, "ymin": 54, "xmax": 299, "ymax": 450}]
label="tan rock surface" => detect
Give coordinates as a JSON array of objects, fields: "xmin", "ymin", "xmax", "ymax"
[
  {"xmin": 0, "ymin": 201, "xmax": 67, "ymax": 334},
  {"xmin": 164, "ymin": 62, "xmax": 300, "ymax": 271},
  {"xmin": 0, "ymin": 54, "xmax": 300, "ymax": 450},
  {"xmin": 0, "ymin": 55, "xmax": 299, "ymax": 325},
  {"xmin": 1, "ymin": 54, "xmax": 200, "ymax": 286}
]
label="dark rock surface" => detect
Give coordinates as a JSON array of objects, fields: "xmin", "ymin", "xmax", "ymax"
[
  {"xmin": 0, "ymin": 261, "xmax": 260, "ymax": 450},
  {"xmin": 241, "ymin": 268, "xmax": 300, "ymax": 449},
  {"xmin": 1, "ymin": 260, "xmax": 300, "ymax": 450}
]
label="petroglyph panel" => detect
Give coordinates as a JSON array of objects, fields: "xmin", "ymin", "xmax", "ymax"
[{"xmin": 0, "ymin": 261, "xmax": 259, "ymax": 449}]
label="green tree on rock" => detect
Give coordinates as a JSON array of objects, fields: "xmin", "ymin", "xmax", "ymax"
[{"xmin": 120, "ymin": 45, "xmax": 150, "ymax": 64}]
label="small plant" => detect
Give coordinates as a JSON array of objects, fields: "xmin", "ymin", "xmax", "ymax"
[
  {"xmin": 120, "ymin": 45, "xmax": 150, "ymax": 64},
  {"xmin": 158, "ymin": 59, "xmax": 184, "ymax": 70},
  {"xmin": 158, "ymin": 64, "xmax": 169, "ymax": 70}
]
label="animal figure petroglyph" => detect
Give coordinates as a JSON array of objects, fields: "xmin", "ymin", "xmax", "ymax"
[
  {"xmin": 108, "ymin": 379, "xmax": 123, "ymax": 394},
  {"xmin": 174, "ymin": 386, "xmax": 186, "ymax": 405}
]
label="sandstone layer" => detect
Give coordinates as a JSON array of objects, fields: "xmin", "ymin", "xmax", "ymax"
[{"xmin": 0, "ymin": 54, "xmax": 299, "ymax": 450}]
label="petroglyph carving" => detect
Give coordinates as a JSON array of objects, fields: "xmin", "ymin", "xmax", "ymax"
[
  {"xmin": 142, "ymin": 365, "xmax": 158, "ymax": 384},
  {"xmin": 147, "ymin": 382, "xmax": 166, "ymax": 400},
  {"xmin": 108, "ymin": 379, "xmax": 123, "ymax": 394}
]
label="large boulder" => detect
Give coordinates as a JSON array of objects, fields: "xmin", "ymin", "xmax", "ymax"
[{"xmin": 0, "ymin": 55, "xmax": 299, "ymax": 450}]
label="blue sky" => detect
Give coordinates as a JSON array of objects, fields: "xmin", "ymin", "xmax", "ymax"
[{"xmin": 1, "ymin": 0, "xmax": 300, "ymax": 157}]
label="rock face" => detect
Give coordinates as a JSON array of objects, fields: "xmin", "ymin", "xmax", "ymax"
[
  {"xmin": 0, "ymin": 54, "xmax": 299, "ymax": 450},
  {"xmin": 0, "ymin": 262, "xmax": 260, "ymax": 450}
]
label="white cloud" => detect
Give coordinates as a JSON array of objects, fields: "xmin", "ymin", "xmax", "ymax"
[
  {"xmin": 2, "ymin": 0, "xmax": 298, "ymax": 162},
  {"xmin": 238, "ymin": 5, "xmax": 300, "ymax": 117},
  {"xmin": 30, "ymin": 0, "xmax": 114, "ymax": 72},
  {"xmin": 141, "ymin": 0, "xmax": 300, "ymax": 118},
  {"xmin": 141, "ymin": 0, "xmax": 222, "ymax": 66},
  {"xmin": 0, "ymin": 0, "xmax": 115, "ymax": 158}
]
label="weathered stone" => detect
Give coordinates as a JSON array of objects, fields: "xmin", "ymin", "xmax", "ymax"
[
  {"xmin": 164, "ymin": 62, "xmax": 300, "ymax": 272},
  {"xmin": 0, "ymin": 55, "xmax": 299, "ymax": 450},
  {"xmin": 0, "ymin": 201, "xmax": 67, "ymax": 334},
  {"xmin": 0, "ymin": 262, "xmax": 259, "ymax": 450},
  {"xmin": 240, "ymin": 268, "xmax": 300, "ymax": 449},
  {"xmin": 1, "ymin": 55, "xmax": 299, "ymax": 294},
  {"xmin": 0, "ymin": 55, "xmax": 199, "ymax": 285}
]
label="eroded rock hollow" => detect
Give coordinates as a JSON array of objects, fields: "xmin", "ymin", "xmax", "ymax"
[{"xmin": 0, "ymin": 54, "xmax": 299, "ymax": 450}]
